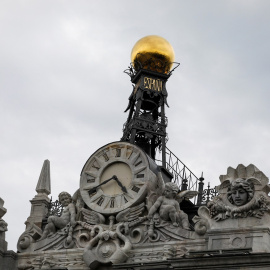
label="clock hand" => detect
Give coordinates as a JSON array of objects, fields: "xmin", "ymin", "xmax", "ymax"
[
  {"xmin": 113, "ymin": 176, "xmax": 127, "ymax": 193},
  {"xmin": 88, "ymin": 176, "xmax": 116, "ymax": 195}
]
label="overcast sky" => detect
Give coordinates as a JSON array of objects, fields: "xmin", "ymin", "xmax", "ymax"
[{"xmin": 1, "ymin": 0, "xmax": 270, "ymax": 251}]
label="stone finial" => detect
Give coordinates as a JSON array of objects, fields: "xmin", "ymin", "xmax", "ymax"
[
  {"xmin": 0, "ymin": 198, "xmax": 7, "ymax": 219},
  {"xmin": 36, "ymin": 159, "xmax": 51, "ymax": 195}
]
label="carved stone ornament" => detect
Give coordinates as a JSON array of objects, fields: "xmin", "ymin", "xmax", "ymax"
[
  {"xmin": 193, "ymin": 164, "xmax": 270, "ymax": 235},
  {"xmin": 18, "ymin": 183, "xmax": 195, "ymax": 268},
  {"xmin": 17, "ymin": 223, "xmax": 43, "ymax": 253},
  {"xmin": 148, "ymin": 182, "xmax": 197, "ymax": 229},
  {"xmin": 18, "ymin": 261, "xmax": 34, "ymax": 270},
  {"xmin": 38, "ymin": 191, "xmax": 76, "ymax": 242},
  {"xmin": 83, "ymin": 223, "xmax": 132, "ymax": 268},
  {"xmin": 17, "ymin": 142, "xmax": 199, "ymax": 269}
]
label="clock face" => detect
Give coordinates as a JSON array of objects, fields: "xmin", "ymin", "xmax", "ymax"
[{"xmin": 80, "ymin": 142, "xmax": 151, "ymax": 214}]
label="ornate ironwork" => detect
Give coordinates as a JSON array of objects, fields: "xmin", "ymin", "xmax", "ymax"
[
  {"xmin": 124, "ymin": 65, "xmax": 136, "ymax": 78},
  {"xmin": 122, "ymin": 112, "xmax": 167, "ymax": 140},
  {"xmin": 201, "ymin": 183, "xmax": 219, "ymax": 205},
  {"xmin": 124, "ymin": 56, "xmax": 180, "ymax": 78},
  {"xmin": 42, "ymin": 198, "xmax": 64, "ymax": 230},
  {"xmin": 122, "ymin": 65, "xmax": 170, "ymax": 162},
  {"xmin": 46, "ymin": 198, "xmax": 64, "ymax": 218}
]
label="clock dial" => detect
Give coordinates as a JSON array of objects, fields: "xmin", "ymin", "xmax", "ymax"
[
  {"xmin": 100, "ymin": 162, "xmax": 132, "ymax": 195},
  {"xmin": 80, "ymin": 141, "xmax": 155, "ymax": 214}
]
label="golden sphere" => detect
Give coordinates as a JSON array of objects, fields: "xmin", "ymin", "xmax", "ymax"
[{"xmin": 131, "ymin": 35, "xmax": 175, "ymax": 73}]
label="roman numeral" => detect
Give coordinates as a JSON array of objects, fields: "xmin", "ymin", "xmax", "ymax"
[
  {"xmin": 121, "ymin": 146, "xmax": 128, "ymax": 159},
  {"xmin": 121, "ymin": 193, "xmax": 133, "ymax": 204},
  {"xmin": 134, "ymin": 166, "xmax": 146, "ymax": 175},
  {"xmin": 85, "ymin": 171, "xmax": 97, "ymax": 178},
  {"xmin": 87, "ymin": 178, "xmax": 95, "ymax": 183},
  {"xmin": 131, "ymin": 186, "xmax": 140, "ymax": 193},
  {"xmin": 115, "ymin": 148, "xmax": 121, "ymax": 157},
  {"xmin": 130, "ymin": 152, "xmax": 140, "ymax": 164},
  {"xmin": 132, "ymin": 179, "xmax": 145, "ymax": 185},
  {"xmin": 107, "ymin": 147, "xmax": 114, "ymax": 159},
  {"xmin": 135, "ymin": 160, "xmax": 142, "ymax": 167},
  {"xmin": 114, "ymin": 196, "xmax": 121, "ymax": 208},
  {"xmin": 126, "ymin": 147, "xmax": 133, "ymax": 159},
  {"xmin": 94, "ymin": 156, "xmax": 106, "ymax": 168},
  {"xmin": 103, "ymin": 152, "xmax": 109, "ymax": 161},
  {"xmin": 96, "ymin": 197, "xmax": 104, "ymax": 206},
  {"xmin": 110, "ymin": 198, "xmax": 115, "ymax": 208},
  {"xmin": 85, "ymin": 171, "xmax": 97, "ymax": 183},
  {"xmin": 92, "ymin": 163, "xmax": 100, "ymax": 170},
  {"xmin": 124, "ymin": 192, "xmax": 134, "ymax": 199},
  {"xmin": 88, "ymin": 190, "xmax": 102, "ymax": 202}
]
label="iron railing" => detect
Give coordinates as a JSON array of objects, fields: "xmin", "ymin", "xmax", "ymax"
[
  {"xmin": 155, "ymin": 147, "xmax": 204, "ymax": 204},
  {"xmin": 155, "ymin": 147, "xmax": 220, "ymax": 205}
]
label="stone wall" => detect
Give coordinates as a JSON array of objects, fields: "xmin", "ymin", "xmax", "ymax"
[
  {"xmin": 113, "ymin": 252, "xmax": 270, "ymax": 269},
  {"xmin": 0, "ymin": 250, "xmax": 17, "ymax": 270}
]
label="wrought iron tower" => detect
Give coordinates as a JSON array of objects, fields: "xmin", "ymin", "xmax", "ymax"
[{"xmin": 121, "ymin": 35, "xmax": 178, "ymax": 169}]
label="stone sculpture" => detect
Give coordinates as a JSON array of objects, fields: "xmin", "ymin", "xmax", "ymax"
[
  {"xmin": 193, "ymin": 164, "xmax": 270, "ymax": 238},
  {"xmin": 227, "ymin": 178, "xmax": 253, "ymax": 206},
  {"xmin": 39, "ymin": 191, "xmax": 76, "ymax": 241},
  {"xmin": 83, "ymin": 223, "xmax": 132, "ymax": 268},
  {"xmin": 17, "ymin": 179, "xmax": 198, "ymax": 269},
  {"xmin": 207, "ymin": 165, "xmax": 270, "ymax": 221},
  {"xmin": 148, "ymin": 182, "xmax": 197, "ymax": 229},
  {"xmin": 16, "ymin": 150, "xmax": 200, "ymax": 270},
  {"xmin": 191, "ymin": 164, "xmax": 270, "ymax": 254}
]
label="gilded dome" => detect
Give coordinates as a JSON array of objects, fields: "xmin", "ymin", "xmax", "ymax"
[{"xmin": 131, "ymin": 35, "xmax": 175, "ymax": 73}]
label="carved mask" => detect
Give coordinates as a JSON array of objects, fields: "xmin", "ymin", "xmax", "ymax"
[
  {"xmin": 231, "ymin": 188, "xmax": 248, "ymax": 206},
  {"xmin": 153, "ymin": 213, "xmax": 160, "ymax": 225},
  {"xmin": 227, "ymin": 178, "xmax": 254, "ymax": 206}
]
